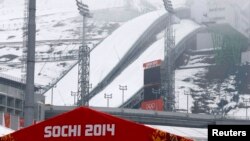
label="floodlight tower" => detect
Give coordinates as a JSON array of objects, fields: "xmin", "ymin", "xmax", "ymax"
[
  {"xmin": 162, "ymin": 0, "xmax": 175, "ymax": 111},
  {"xmin": 76, "ymin": 0, "xmax": 91, "ymax": 106}
]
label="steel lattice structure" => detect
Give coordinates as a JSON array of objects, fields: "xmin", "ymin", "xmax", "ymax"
[
  {"xmin": 76, "ymin": 0, "xmax": 91, "ymax": 106},
  {"xmin": 162, "ymin": 0, "xmax": 175, "ymax": 111}
]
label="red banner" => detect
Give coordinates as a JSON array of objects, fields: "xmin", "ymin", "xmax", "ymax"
[
  {"xmin": 143, "ymin": 59, "xmax": 162, "ymax": 69},
  {"xmin": 0, "ymin": 107, "xmax": 193, "ymax": 141},
  {"xmin": 141, "ymin": 99, "xmax": 164, "ymax": 111},
  {"xmin": 4, "ymin": 113, "xmax": 11, "ymax": 128}
]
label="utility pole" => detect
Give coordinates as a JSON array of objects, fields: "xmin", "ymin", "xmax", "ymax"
[
  {"xmin": 162, "ymin": 0, "xmax": 175, "ymax": 111},
  {"xmin": 243, "ymin": 98, "xmax": 250, "ymax": 120},
  {"xmin": 24, "ymin": 0, "xmax": 36, "ymax": 127},
  {"xmin": 76, "ymin": 0, "xmax": 91, "ymax": 106},
  {"xmin": 104, "ymin": 94, "xmax": 112, "ymax": 108},
  {"xmin": 119, "ymin": 85, "xmax": 127, "ymax": 104}
]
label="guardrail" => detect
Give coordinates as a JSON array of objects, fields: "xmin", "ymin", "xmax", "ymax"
[{"xmin": 45, "ymin": 106, "xmax": 250, "ymax": 128}]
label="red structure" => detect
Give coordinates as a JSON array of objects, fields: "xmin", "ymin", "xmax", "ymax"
[
  {"xmin": 141, "ymin": 98, "xmax": 164, "ymax": 111},
  {"xmin": 0, "ymin": 107, "xmax": 193, "ymax": 141},
  {"xmin": 142, "ymin": 60, "xmax": 164, "ymax": 110}
]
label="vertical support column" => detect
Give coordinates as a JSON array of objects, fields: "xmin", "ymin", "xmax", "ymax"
[{"xmin": 24, "ymin": 0, "xmax": 36, "ymax": 127}]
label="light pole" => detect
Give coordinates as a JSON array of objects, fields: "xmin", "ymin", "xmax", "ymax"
[
  {"xmin": 71, "ymin": 91, "xmax": 78, "ymax": 105},
  {"xmin": 50, "ymin": 85, "xmax": 57, "ymax": 105},
  {"xmin": 243, "ymin": 98, "xmax": 250, "ymax": 120},
  {"xmin": 104, "ymin": 93, "xmax": 112, "ymax": 108},
  {"xmin": 184, "ymin": 91, "xmax": 191, "ymax": 114},
  {"xmin": 163, "ymin": 0, "xmax": 174, "ymax": 13},
  {"xmin": 76, "ymin": 0, "xmax": 91, "ymax": 106},
  {"xmin": 152, "ymin": 88, "xmax": 161, "ymax": 100},
  {"xmin": 119, "ymin": 85, "xmax": 127, "ymax": 104}
]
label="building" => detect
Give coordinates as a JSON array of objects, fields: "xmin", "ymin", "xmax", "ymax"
[
  {"xmin": 0, "ymin": 73, "xmax": 45, "ymax": 129},
  {"xmin": 189, "ymin": 0, "xmax": 250, "ymax": 37}
]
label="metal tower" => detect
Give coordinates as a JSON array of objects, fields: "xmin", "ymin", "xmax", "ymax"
[
  {"xmin": 76, "ymin": 0, "xmax": 91, "ymax": 106},
  {"xmin": 162, "ymin": 0, "xmax": 175, "ymax": 111}
]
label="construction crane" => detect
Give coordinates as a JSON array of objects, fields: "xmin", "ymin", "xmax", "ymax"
[{"xmin": 162, "ymin": 0, "xmax": 175, "ymax": 111}]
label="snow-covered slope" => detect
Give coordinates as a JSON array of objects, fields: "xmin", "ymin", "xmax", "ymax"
[
  {"xmin": 89, "ymin": 10, "xmax": 165, "ymax": 90},
  {"xmin": 89, "ymin": 20, "xmax": 200, "ymax": 107},
  {"xmin": 44, "ymin": 10, "xmax": 166, "ymax": 105},
  {"xmin": 47, "ymin": 18, "xmax": 200, "ymax": 106}
]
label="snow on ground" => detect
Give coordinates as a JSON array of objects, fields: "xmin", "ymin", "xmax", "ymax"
[
  {"xmin": 0, "ymin": 125, "xmax": 14, "ymax": 137},
  {"xmin": 0, "ymin": 0, "xmax": 114, "ymax": 88},
  {"xmin": 175, "ymin": 68, "xmax": 206, "ymax": 111},
  {"xmin": 226, "ymin": 94, "xmax": 250, "ymax": 119}
]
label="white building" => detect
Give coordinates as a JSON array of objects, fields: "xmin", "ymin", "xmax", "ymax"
[{"xmin": 189, "ymin": 0, "xmax": 250, "ymax": 37}]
